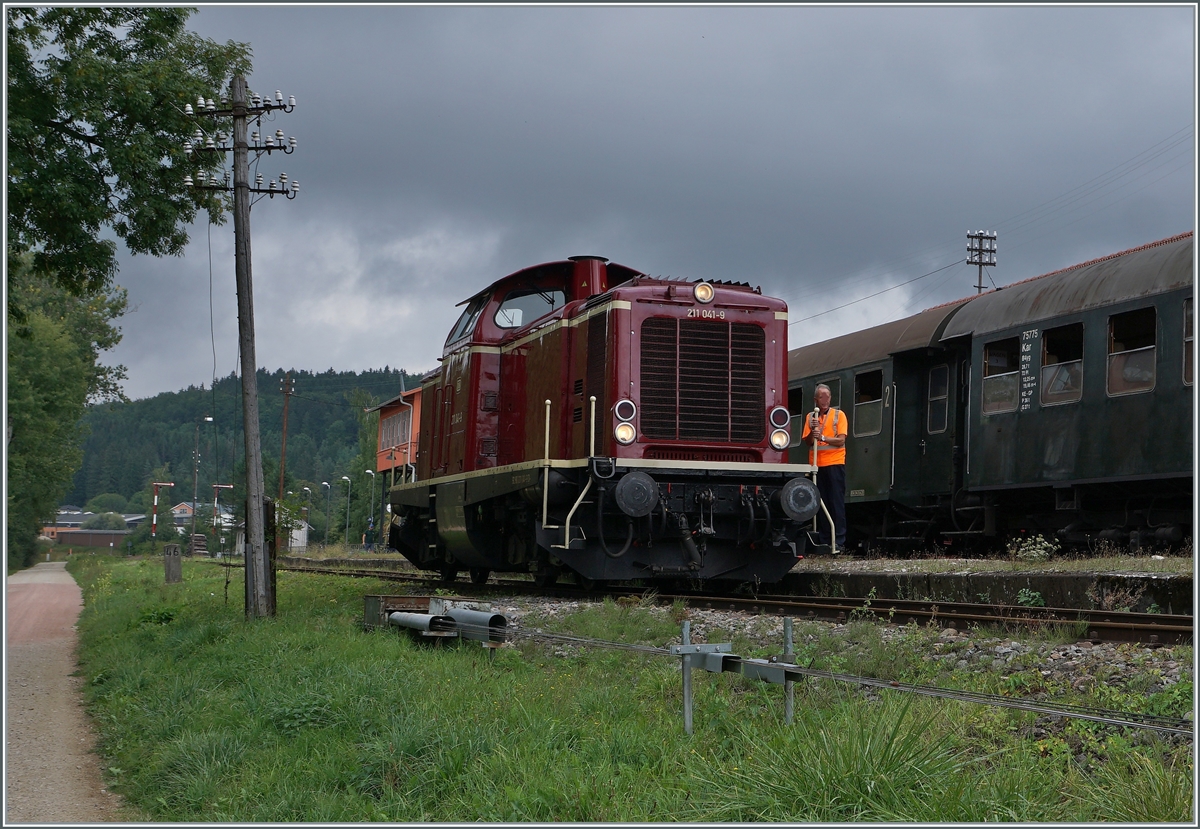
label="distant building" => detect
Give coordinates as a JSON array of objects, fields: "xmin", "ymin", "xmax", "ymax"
[
  {"xmin": 370, "ymin": 386, "xmax": 421, "ymax": 484},
  {"xmin": 171, "ymin": 501, "xmax": 202, "ymax": 525},
  {"xmin": 233, "ymin": 519, "xmax": 311, "ymax": 556},
  {"xmin": 171, "ymin": 501, "xmax": 234, "ymax": 531},
  {"xmin": 52, "ymin": 529, "xmax": 130, "ymax": 548}
]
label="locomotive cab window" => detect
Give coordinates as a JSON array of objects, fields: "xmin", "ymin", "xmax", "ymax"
[
  {"xmin": 981, "ymin": 338, "xmax": 1019, "ymax": 414},
  {"xmin": 495, "ymin": 288, "xmax": 566, "ymax": 329},
  {"xmin": 927, "ymin": 364, "xmax": 949, "ymax": 433},
  {"xmin": 1107, "ymin": 307, "xmax": 1156, "ymax": 396},
  {"xmin": 1041, "ymin": 323, "xmax": 1084, "ymax": 405},
  {"xmin": 1185, "ymin": 298, "xmax": 1193, "ymax": 386},
  {"xmin": 445, "ymin": 294, "xmax": 489, "ymax": 346},
  {"xmin": 853, "ymin": 370, "xmax": 883, "ymax": 437}
]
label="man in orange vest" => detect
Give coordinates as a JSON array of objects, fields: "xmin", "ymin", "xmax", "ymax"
[{"xmin": 801, "ymin": 384, "xmax": 848, "ymax": 549}]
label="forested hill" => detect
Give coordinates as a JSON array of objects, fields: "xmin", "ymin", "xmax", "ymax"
[{"xmin": 65, "ymin": 367, "xmax": 418, "ymax": 509}]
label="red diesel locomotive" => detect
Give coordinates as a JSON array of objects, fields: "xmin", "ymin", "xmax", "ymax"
[{"xmin": 387, "ymin": 256, "xmax": 821, "ymax": 586}]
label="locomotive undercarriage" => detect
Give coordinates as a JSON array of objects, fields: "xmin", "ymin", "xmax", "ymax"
[{"xmin": 388, "ymin": 462, "xmax": 820, "ymax": 586}]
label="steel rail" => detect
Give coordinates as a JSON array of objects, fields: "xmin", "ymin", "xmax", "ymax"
[{"xmin": 244, "ymin": 561, "xmax": 1193, "ymax": 645}]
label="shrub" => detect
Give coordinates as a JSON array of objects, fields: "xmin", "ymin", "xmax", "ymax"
[
  {"xmin": 82, "ymin": 512, "xmax": 129, "ymax": 530},
  {"xmin": 85, "ymin": 493, "xmax": 128, "ymax": 514},
  {"xmin": 1007, "ymin": 534, "xmax": 1059, "ymax": 563}
]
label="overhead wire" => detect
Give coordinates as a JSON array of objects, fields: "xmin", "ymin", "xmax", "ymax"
[
  {"xmin": 788, "ymin": 259, "xmax": 965, "ymax": 327},
  {"xmin": 779, "ymin": 124, "xmax": 1194, "ymax": 326}
]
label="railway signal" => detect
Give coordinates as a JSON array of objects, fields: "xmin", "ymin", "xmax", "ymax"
[
  {"xmin": 150, "ymin": 481, "xmax": 175, "ymax": 553},
  {"xmin": 185, "ymin": 75, "xmax": 299, "ymax": 617}
]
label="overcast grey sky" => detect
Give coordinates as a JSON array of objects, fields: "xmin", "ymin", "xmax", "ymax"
[{"xmin": 104, "ymin": 4, "xmax": 1195, "ymax": 401}]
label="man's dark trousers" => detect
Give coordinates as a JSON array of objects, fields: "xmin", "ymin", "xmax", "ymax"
[{"xmin": 815, "ymin": 464, "xmax": 847, "ymax": 547}]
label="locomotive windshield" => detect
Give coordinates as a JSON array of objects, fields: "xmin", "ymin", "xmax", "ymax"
[
  {"xmin": 494, "ymin": 288, "xmax": 565, "ymax": 329},
  {"xmin": 445, "ymin": 293, "xmax": 489, "ymax": 346}
]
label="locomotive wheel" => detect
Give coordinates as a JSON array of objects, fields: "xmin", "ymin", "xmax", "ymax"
[
  {"xmin": 439, "ymin": 564, "xmax": 459, "ymax": 584},
  {"xmin": 532, "ymin": 568, "xmax": 559, "ymax": 588},
  {"xmin": 577, "ymin": 574, "xmax": 601, "ymax": 591},
  {"xmin": 469, "ymin": 568, "xmax": 491, "ymax": 585}
]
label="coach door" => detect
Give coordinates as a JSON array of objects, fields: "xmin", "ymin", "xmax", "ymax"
[{"xmin": 918, "ymin": 361, "xmax": 956, "ymax": 497}]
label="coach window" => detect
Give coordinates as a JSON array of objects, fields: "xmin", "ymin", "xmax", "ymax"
[
  {"xmin": 495, "ymin": 288, "xmax": 566, "ymax": 329},
  {"xmin": 1041, "ymin": 323, "xmax": 1084, "ymax": 405},
  {"xmin": 981, "ymin": 338, "xmax": 1019, "ymax": 414},
  {"xmin": 853, "ymin": 370, "xmax": 883, "ymax": 436},
  {"xmin": 1184, "ymin": 298, "xmax": 1193, "ymax": 386},
  {"xmin": 788, "ymin": 385, "xmax": 804, "ymax": 446},
  {"xmin": 819, "ymin": 378, "xmax": 841, "ymax": 409},
  {"xmin": 1107, "ymin": 307, "xmax": 1156, "ymax": 396},
  {"xmin": 927, "ymin": 365, "xmax": 949, "ymax": 432}
]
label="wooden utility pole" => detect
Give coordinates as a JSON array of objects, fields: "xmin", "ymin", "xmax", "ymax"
[
  {"xmin": 231, "ymin": 75, "xmax": 270, "ymax": 618},
  {"xmin": 278, "ymin": 372, "xmax": 293, "ymax": 502},
  {"xmin": 186, "ymin": 75, "xmax": 298, "ymax": 618}
]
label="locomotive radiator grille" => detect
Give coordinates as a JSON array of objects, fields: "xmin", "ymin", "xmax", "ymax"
[{"xmin": 640, "ymin": 317, "xmax": 766, "ymax": 443}]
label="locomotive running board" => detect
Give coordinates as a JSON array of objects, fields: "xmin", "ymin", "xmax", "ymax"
[{"xmin": 390, "ymin": 458, "xmax": 817, "ymax": 508}]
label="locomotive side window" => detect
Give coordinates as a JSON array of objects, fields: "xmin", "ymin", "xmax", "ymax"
[
  {"xmin": 981, "ymin": 338, "xmax": 1019, "ymax": 414},
  {"xmin": 1185, "ymin": 298, "xmax": 1193, "ymax": 386},
  {"xmin": 927, "ymin": 364, "xmax": 949, "ymax": 433},
  {"xmin": 1107, "ymin": 307, "xmax": 1156, "ymax": 396},
  {"xmin": 495, "ymin": 288, "xmax": 566, "ymax": 329},
  {"xmin": 1040, "ymin": 323, "xmax": 1084, "ymax": 405},
  {"xmin": 853, "ymin": 370, "xmax": 883, "ymax": 437},
  {"xmin": 445, "ymin": 294, "xmax": 489, "ymax": 346}
]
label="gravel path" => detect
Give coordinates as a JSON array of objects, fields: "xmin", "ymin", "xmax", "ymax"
[{"xmin": 5, "ymin": 562, "xmax": 124, "ymax": 823}]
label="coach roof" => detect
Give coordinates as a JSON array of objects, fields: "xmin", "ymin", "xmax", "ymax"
[
  {"xmin": 940, "ymin": 232, "xmax": 1193, "ymax": 341},
  {"xmin": 788, "ymin": 299, "xmax": 973, "ymax": 381}
]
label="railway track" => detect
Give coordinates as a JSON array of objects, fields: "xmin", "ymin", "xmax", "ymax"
[{"xmin": 233, "ymin": 561, "xmax": 1193, "ymax": 646}]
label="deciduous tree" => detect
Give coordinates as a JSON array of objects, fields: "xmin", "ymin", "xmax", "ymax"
[
  {"xmin": 6, "ymin": 263, "xmax": 127, "ymax": 566},
  {"xmin": 6, "ymin": 7, "xmax": 251, "ymax": 313}
]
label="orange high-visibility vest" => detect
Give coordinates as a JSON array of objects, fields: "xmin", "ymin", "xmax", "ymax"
[{"xmin": 803, "ymin": 407, "xmax": 846, "ymax": 467}]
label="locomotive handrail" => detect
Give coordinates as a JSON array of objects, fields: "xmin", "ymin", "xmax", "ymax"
[
  {"xmin": 542, "ymin": 399, "xmax": 556, "ymax": 529},
  {"xmin": 554, "ymin": 476, "xmax": 592, "ymax": 551},
  {"xmin": 589, "ymin": 395, "xmax": 597, "ymax": 458}
]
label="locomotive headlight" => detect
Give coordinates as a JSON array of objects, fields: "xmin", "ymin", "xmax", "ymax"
[
  {"xmin": 769, "ymin": 429, "xmax": 790, "ymax": 450},
  {"xmin": 693, "ymin": 282, "xmax": 715, "ymax": 304},
  {"xmin": 769, "ymin": 406, "xmax": 791, "ymax": 429},
  {"xmin": 613, "ymin": 399, "xmax": 637, "ymax": 422},
  {"xmin": 614, "ymin": 422, "xmax": 637, "ymax": 445}
]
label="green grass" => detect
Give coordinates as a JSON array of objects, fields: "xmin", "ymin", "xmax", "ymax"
[{"xmin": 69, "ymin": 554, "xmax": 1194, "ymax": 822}]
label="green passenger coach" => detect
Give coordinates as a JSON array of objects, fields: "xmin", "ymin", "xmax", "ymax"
[{"xmin": 789, "ymin": 232, "xmax": 1193, "ymax": 551}]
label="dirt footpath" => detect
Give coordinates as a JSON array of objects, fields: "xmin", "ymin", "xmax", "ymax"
[{"xmin": 6, "ymin": 561, "xmax": 124, "ymax": 823}]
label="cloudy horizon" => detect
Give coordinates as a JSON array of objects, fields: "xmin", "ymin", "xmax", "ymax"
[{"xmin": 98, "ymin": 5, "xmax": 1194, "ymax": 402}]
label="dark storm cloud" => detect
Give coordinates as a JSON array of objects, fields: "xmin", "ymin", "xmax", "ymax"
[{"xmin": 104, "ymin": 5, "xmax": 1194, "ymax": 400}]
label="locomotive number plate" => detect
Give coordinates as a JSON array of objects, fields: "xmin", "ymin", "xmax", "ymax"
[{"xmin": 687, "ymin": 308, "xmax": 726, "ymax": 319}]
